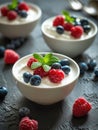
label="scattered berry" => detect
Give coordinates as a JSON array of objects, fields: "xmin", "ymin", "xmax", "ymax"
[
  {"xmin": 19, "ymin": 117, "xmax": 38, "ymax": 130},
  {"xmin": 34, "ymin": 67, "xmax": 48, "ymax": 78},
  {"xmin": 56, "ymin": 25, "xmax": 64, "ymax": 34},
  {"xmin": 19, "ymin": 107, "xmax": 30, "ymax": 118},
  {"xmin": 51, "ymin": 62, "xmax": 61, "ymax": 69},
  {"xmin": 71, "ymin": 26, "xmax": 84, "ymax": 38},
  {"xmin": 18, "ymin": 2, "xmax": 29, "ymax": 11},
  {"xmin": 63, "ymin": 22, "xmax": 73, "ymax": 31},
  {"xmin": 59, "ymin": 59, "xmax": 70, "ymax": 66},
  {"xmin": 53, "ymin": 15, "xmax": 65, "ymax": 27},
  {"xmin": 0, "ymin": 46, "xmax": 5, "ymax": 58},
  {"xmin": 30, "ymin": 75, "xmax": 41, "ymax": 86},
  {"xmin": 87, "ymin": 59, "xmax": 97, "ymax": 70},
  {"xmin": 27, "ymin": 57, "xmax": 38, "ymax": 68},
  {"xmin": 0, "ymin": 86, "xmax": 8, "ymax": 99},
  {"xmin": 79, "ymin": 62, "xmax": 88, "ymax": 75},
  {"xmin": 61, "ymin": 65, "xmax": 70, "ymax": 74},
  {"xmin": 23, "ymin": 72, "xmax": 32, "ymax": 83},
  {"xmin": 7, "ymin": 10, "xmax": 18, "ymax": 20},
  {"xmin": 1, "ymin": 6, "xmax": 9, "ymax": 16},
  {"xmin": 94, "ymin": 67, "xmax": 98, "ymax": 77},
  {"xmin": 49, "ymin": 69, "xmax": 65, "ymax": 83},
  {"xmin": 73, "ymin": 97, "xmax": 92, "ymax": 117},
  {"xmin": 4, "ymin": 49, "xmax": 20, "ymax": 64}
]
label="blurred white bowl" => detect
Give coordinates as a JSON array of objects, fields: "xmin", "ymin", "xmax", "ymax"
[
  {"xmin": 12, "ymin": 52, "xmax": 80, "ymax": 105},
  {"xmin": 0, "ymin": 3, "xmax": 42, "ymax": 38},
  {"xmin": 41, "ymin": 17, "xmax": 97, "ymax": 58}
]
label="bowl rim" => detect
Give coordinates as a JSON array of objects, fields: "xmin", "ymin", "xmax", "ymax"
[
  {"xmin": 0, "ymin": 2, "xmax": 42, "ymax": 25},
  {"xmin": 41, "ymin": 16, "xmax": 98, "ymax": 42},
  {"xmin": 12, "ymin": 52, "xmax": 80, "ymax": 90}
]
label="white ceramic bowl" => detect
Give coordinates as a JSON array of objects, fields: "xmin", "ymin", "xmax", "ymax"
[
  {"xmin": 0, "ymin": 3, "xmax": 42, "ymax": 38},
  {"xmin": 12, "ymin": 52, "xmax": 80, "ymax": 105},
  {"xmin": 41, "ymin": 17, "xmax": 98, "ymax": 58}
]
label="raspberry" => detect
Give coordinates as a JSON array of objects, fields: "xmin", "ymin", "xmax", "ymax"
[
  {"xmin": 1, "ymin": 6, "xmax": 9, "ymax": 16},
  {"xmin": 4, "ymin": 49, "xmax": 20, "ymax": 64},
  {"xmin": 19, "ymin": 117, "xmax": 38, "ymax": 130},
  {"xmin": 7, "ymin": 11, "xmax": 17, "ymax": 20},
  {"xmin": 34, "ymin": 67, "xmax": 48, "ymax": 78},
  {"xmin": 53, "ymin": 15, "xmax": 65, "ymax": 27},
  {"xmin": 71, "ymin": 26, "xmax": 84, "ymax": 38},
  {"xmin": 27, "ymin": 57, "xmax": 38, "ymax": 67},
  {"xmin": 18, "ymin": 2, "xmax": 29, "ymax": 11},
  {"xmin": 49, "ymin": 69, "xmax": 65, "ymax": 83},
  {"xmin": 72, "ymin": 97, "xmax": 92, "ymax": 117},
  {"xmin": 63, "ymin": 22, "xmax": 73, "ymax": 31}
]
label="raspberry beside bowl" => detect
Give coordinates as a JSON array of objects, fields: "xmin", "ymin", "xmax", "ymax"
[{"xmin": 12, "ymin": 52, "xmax": 80, "ymax": 105}]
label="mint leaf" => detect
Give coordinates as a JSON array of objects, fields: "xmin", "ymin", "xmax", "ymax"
[
  {"xmin": 8, "ymin": 0, "xmax": 18, "ymax": 10},
  {"xmin": 31, "ymin": 62, "xmax": 42, "ymax": 69},
  {"xmin": 43, "ymin": 65, "xmax": 51, "ymax": 72},
  {"xmin": 33, "ymin": 53, "xmax": 44, "ymax": 64},
  {"xmin": 46, "ymin": 55, "xmax": 60, "ymax": 65},
  {"xmin": 43, "ymin": 53, "xmax": 53, "ymax": 64}
]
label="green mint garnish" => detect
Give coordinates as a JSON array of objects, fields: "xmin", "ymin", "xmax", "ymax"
[
  {"xmin": 32, "ymin": 53, "xmax": 60, "ymax": 72},
  {"xmin": 62, "ymin": 10, "xmax": 75, "ymax": 23},
  {"xmin": 8, "ymin": 0, "xmax": 18, "ymax": 10}
]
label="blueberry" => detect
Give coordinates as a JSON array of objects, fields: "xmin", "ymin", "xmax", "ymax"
[
  {"xmin": 83, "ymin": 24, "xmax": 91, "ymax": 33},
  {"xmin": 6, "ymin": 43, "xmax": 16, "ymax": 50},
  {"xmin": 23, "ymin": 72, "xmax": 32, "ymax": 83},
  {"xmin": 80, "ymin": 19, "xmax": 89, "ymax": 26},
  {"xmin": 18, "ymin": 10, "xmax": 28, "ymax": 18},
  {"xmin": 88, "ymin": 59, "xmax": 97, "ymax": 70},
  {"xmin": 51, "ymin": 62, "xmax": 61, "ymax": 69},
  {"xmin": 94, "ymin": 67, "xmax": 98, "ymax": 77},
  {"xmin": 61, "ymin": 65, "xmax": 71, "ymax": 74},
  {"xmin": 11, "ymin": 39, "xmax": 21, "ymax": 49},
  {"xmin": 59, "ymin": 59, "xmax": 70, "ymax": 66},
  {"xmin": 0, "ymin": 86, "xmax": 8, "ymax": 99},
  {"xmin": 56, "ymin": 25, "xmax": 64, "ymax": 34},
  {"xmin": 0, "ymin": 46, "xmax": 5, "ymax": 58},
  {"xmin": 19, "ymin": 107, "xmax": 30, "ymax": 118},
  {"xmin": 30, "ymin": 75, "xmax": 41, "ymax": 86},
  {"xmin": 79, "ymin": 62, "xmax": 88, "ymax": 75}
]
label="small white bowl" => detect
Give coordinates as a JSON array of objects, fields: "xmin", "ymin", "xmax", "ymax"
[
  {"xmin": 12, "ymin": 52, "xmax": 80, "ymax": 105},
  {"xmin": 41, "ymin": 17, "xmax": 98, "ymax": 58},
  {"xmin": 0, "ymin": 3, "xmax": 42, "ymax": 38}
]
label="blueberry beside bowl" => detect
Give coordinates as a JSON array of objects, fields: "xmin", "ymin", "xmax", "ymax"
[{"xmin": 12, "ymin": 52, "xmax": 80, "ymax": 105}]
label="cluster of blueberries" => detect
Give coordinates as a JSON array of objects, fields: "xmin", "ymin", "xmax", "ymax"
[
  {"xmin": 0, "ymin": 37, "xmax": 26, "ymax": 58},
  {"xmin": 79, "ymin": 59, "xmax": 98, "ymax": 77}
]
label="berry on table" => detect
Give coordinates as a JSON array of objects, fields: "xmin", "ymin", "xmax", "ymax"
[
  {"xmin": 19, "ymin": 117, "xmax": 38, "ymax": 130},
  {"xmin": 87, "ymin": 59, "xmax": 97, "ymax": 70},
  {"xmin": 56, "ymin": 25, "xmax": 64, "ymax": 34},
  {"xmin": 53, "ymin": 15, "xmax": 65, "ymax": 27},
  {"xmin": 19, "ymin": 107, "xmax": 30, "ymax": 119},
  {"xmin": 72, "ymin": 97, "xmax": 92, "ymax": 117},
  {"xmin": 30, "ymin": 75, "xmax": 41, "ymax": 86},
  {"xmin": 0, "ymin": 86, "xmax": 8, "ymax": 99},
  {"xmin": 0, "ymin": 46, "xmax": 5, "ymax": 58},
  {"xmin": 23, "ymin": 72, "xmax": 32, "ymax": 83},
  {"xmin": 79, "ymin": 62, "xmax": 88, "ymax": 75},
  {"xmin": 94, "ymin": 67, "xmax": 98, "ymax": 77},
  {"xmin": 7, "ymin": 10, "xmax": 18, "ymax": 20},
  {"xmin": 18, "ymin": 2, "xmax": 29, "ymax": 11},
  {"xmin": 1, "ymin": 6, "xmax": 9, "ymax": 16},
  {"xmin": 49, "ymin": 69, "xmax": 65, "ymax": 83},
  {"xmin": 61, "ymin": 65, "xmax": 71, "ymax": 74}
]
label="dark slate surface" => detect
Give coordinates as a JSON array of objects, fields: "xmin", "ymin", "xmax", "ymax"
[{"xmin": 0, "ymin": 0, "xmax": 98, "ymax": 130}]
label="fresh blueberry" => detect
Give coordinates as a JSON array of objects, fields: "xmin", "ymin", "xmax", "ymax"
[
  {"xmin": 79, "ymin": 62, "xmax": 88, "ymax": 75},
  {"xmin": 83, "ymin": 24, "xmax": 91, "ymax": 33},
  {"xmin": 0, "ymin": 86, "xmax": 8, "ymax": 99},
  {"xmin": 80, "ymin": 19, "xmax": 89, "ymax": 26},
  {"xmin": 59, "ymin": 59, "xmax": 70, "ymax": 66},
  {"xmin": 0, "ymin": 46, "xmax": 5, "ymax": 58},
  {"xmin": 11, "ymin": 39, "xmax": 21, "ymax": 49},
  {"xmin": 6, "ymin": 43, "xmax": 16, "ymax": 50},
  {"xmin": 51, "ymin": 62, "xmax": 61, "ymax": 69},
  {"xmin": 61, "ymin": 65, "xmax": 71, "ymax": 74},
  {"xmin": 18, "ymin": 10, "xmax": 28, "ymax": 18},
  {"xmin": 19, "ymin": 107, "xmax": 30, "ymax": 118},
  {"xmin": 56, "ymin": 25, "xmax": 64, "ymax": 34},
  {"xmin": 23, "ymin": 72, "xmax": 32, "ymax": 83},
  {"xmin": 88, "ymin": 59, "xmax": 97, "ymax": 70},
  {"xmin": 94, "ymin": 67, "xmax": 98, "ymax": 77},
  {"xmin": 30, "ymin": 75, "xmax": 41, "ymax": 86}
]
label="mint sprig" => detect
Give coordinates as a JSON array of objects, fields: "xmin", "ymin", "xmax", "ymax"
[
  {"xmin": 31, "ymin": 53, "xmax": 60, "ymax": 72},
  {"xmin": 8, "ymin": 0, "xmax": 18, "ymax": 10},
  {"xmin": 62, "ymin": 10, "xmax": 75, "ymax": 23}
]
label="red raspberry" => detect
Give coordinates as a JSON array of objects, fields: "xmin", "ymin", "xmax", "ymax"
[
  {"xmin": 71, "ymin": 26, "xmax": 84, "ymax": 38},
  {"xmin": 19, "ymin": 117, "xmax": 38, "ymax": 130},
  {"xmin": 1, "ymin": 6, "xmax": 9, "ymax": 16},
  {"xmin": 18, "ymin": 2, "xmax": 29, "ymax": 11},
  {"xmin": 4, "ymin": 49, "xmax": 20, "ymax": 64},
  {"xmin": 72, "ymin": 97, "xmax": 92, "ymax": 117},
  {"xmin": 49, "ymin": 69, "xmax": 65, "ymax": 83},
  {"xmin": 27, "ymin": 57, "xmax": 38, "ymax": 68},
  {"xmin": 63, "ymin": 22, "xmax": 73, "ymax": 31},
  {"xmin": 53, "ymin": 15, "xmax": 65, "ymax": 27},
  {"xmin": 7, "ymin": 11, "xmax": 17, "ymax": 20},
  {"xmin": 34, "ymin": 66, "xmax": 49, "ymax": 78}
]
